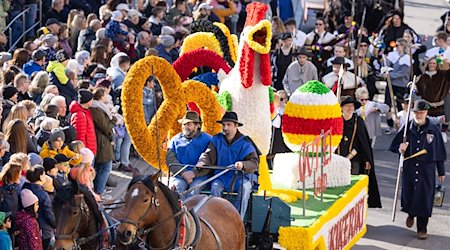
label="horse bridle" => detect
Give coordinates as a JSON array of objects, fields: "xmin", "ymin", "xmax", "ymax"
[
  {"xmin": 55, "ymin": 194, "xmax": 90, "ymax": 250},
  {"xmin": 120, "ymin": 181, "xmax": 187, "ymax": 250}
]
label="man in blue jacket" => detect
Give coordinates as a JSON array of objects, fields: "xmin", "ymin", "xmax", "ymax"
[
  {"xmin": 390, "ymin": 100, "xmax": 446, "ymax": 240},
  {"xmin": 23, "ymin": 49, "xmax": 46, "ymax": 77},
  {"xmin": 197, "ymin": 112, "xmax": 259, "ymax": 219},
  {"xmin": 166, "ymin": 111, "xmax": 212, "ymax": 198}
]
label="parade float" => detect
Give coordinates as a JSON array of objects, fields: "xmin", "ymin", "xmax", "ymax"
[{"xmin": 120, "ymin": 2, "xmax": 368, "ymax": 249}]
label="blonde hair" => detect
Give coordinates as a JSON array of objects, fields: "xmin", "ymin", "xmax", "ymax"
[
  {"xmin": 355, "ymin": 86, "xmax": 369, "ymax": 99},
  {"xmin": 29, "ymin": 71, "xmax": 49, "ymax": 95},
  {"xmin": 9, "ymin": 152, "xmax": 30, "ymax": 172},
  {"xmin": 2, "ymin": 104, "xmax": 28, "ymax": 132},
  {"xmin": 18, "ymin": 100, "xmax": 37, "ymax": 118},
  {"xmin": 69, "ymin": 140, "xmax": 85, "ymax": 154}
]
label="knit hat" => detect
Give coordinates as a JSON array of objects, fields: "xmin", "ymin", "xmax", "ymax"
[
  {"xmin": 43, "ymin": 157, "xmax": 58, "ymax": 172},
  {"xmin": 50, "ymin": 128, "xmax": 65, "ymax": 142},
  {"xmin": 161, "ymin": 26, "xmax": 175, "ymax": 35},
  {"xmin": 56, "ymin": 49, "xmax": 69, "ymax": 63},
  {"xmin": 282, "ymin": 80, "xmax": 344, "ymax": 151},
  {"xmin": 32, "ymin": 49, "xmax": 46, "ymax": 61},
  {"xmin": 111, "ymin": 10, "xmax": 123, "ymax": 21},
  {"xmin": 20, "ymin": 189, "xmax": 39, "ymax": 208},
  {"xmin": 28, "ymin": 153, "xmax": 43, "ymax": 167},
  {"xmin": 54, "ymin": 154, "xmax": 71, "ymax": 163},
  {"xmin": 80, "ymin": 147, "xmax": 94, "ymax": 164},
  {"xmin": 2, "ymin": 85, "xmax": 18, "ymax": 100},
  {"xmin": 78, "ymin": 89, "xmax": 94, "ymax": 104},
  {"xmin": 0, "ymin": 211, "xmax": 12, "ymax": 225},
  {"xmin": 159, "ymin": 35, "xmax": 175, "ymax": 48}
]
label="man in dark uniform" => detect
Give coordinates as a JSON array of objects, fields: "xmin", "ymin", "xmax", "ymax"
[{"xmin": 390, "ymin": 100, "xmax": 446, "ymax": 240}]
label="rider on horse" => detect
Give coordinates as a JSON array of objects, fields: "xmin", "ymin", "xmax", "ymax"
[{"xmin": 196, "ymin": 112, "xmax": 260, "ymax": 219}]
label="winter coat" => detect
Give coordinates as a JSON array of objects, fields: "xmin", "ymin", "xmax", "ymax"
[
  {"xmin": 90, "ymin": 106, "xmax": 116, "ymax": 163},
  {"xmin": 35, "ymin": 129, "xmax": 51, "ymax": 147},
  {"xmin": 77, "ymin": 28, "xmax": 96, "ymax": 52},
  {"xmin": 0, "ymin": 230, "xmax": 12, "ymax": 250},
  {"xmin": 0, "ymin": 184, "xmax": 19, "ymax": 214},
  {"xmin": 156, "ymin": 44, "xmax": 173, "ymax": 64},
  {"xmin": 39, "ymin": 141, "xmax": 81, "ymax": 166},
  {"xmin": 22, "ymin": 183, "xmax": 55, "ymax": 240},
  {"xmin": 1, "ymin": 99, "xmax": 14, "ymax": 127},
  {"xmin": 14, "ymin": 210, "xmax": 43, "ymax": 250},
  {"xmin": 47, "ymin": 61, "xmax": 69, "ymax": 84},
  {"xmin": 69, "ymin": 101, "xmax": 97, "ymax": 154},
  {"xmin": 23, "ymin": 60, "xmax": 44, "ymax": 77},
  {"xmin": 49, "ymin": 71, "xmax": 77, "ymax": 107}
]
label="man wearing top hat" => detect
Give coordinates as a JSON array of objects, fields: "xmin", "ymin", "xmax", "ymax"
[
  {"xmin": 196, "ymin": 112, "xmax": 259, "ymax": 219},
  {"xmin": 166, "ymin": 111, "xmax": 212, "ymax": 198},
  {"xmin": 322, "ymin": 56, "xmax": 364, "ymax": 97},
  {"xmin": 390, "ymin": 100, "xmax": 446, "ymax": 240},
  {"xmin": 282, "ymin": 47, "xmax": 318, "ymax": 96}
]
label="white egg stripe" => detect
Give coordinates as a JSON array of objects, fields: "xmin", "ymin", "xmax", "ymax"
[{"xmin": 288, "ymin": 92, "xmax": 338, "ymax": 105}]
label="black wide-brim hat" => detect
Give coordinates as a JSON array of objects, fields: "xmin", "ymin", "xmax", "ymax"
[
  {"xmin": 340, "ymin": 96, "xmax": 361, "ymax": 109},
  {"xmin": 331, "ymin": 56, "xmax": 350, "ymax": 67},
  {"xmin": 411, "ymin": 99, "xmax": 431, "ymax": 112},
  {"xmin": 292, "ymin": 47, "xmax": 312, "ymax": 57},
  {"xmin": 216, "ymin": 111, "xmax": 243, "ymax": 126}
]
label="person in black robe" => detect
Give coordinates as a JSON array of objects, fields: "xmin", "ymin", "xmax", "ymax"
[
  {"xmin": 336, "ymin": 96, "xmax": 382, "ymax": 208},
  {"xmin": 271, "ymin": 33, "xmax": 296, "ymax": 91},
  {"xmin": 389, "ymin": 100, "xmax": 446, "ymax": 240}
]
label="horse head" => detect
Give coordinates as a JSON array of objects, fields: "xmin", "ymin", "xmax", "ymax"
[
  {"xmin": 53, "ymin": 179, "xmax": 101, "ymax": 250},
  {"xmin": 116, "ymin": 172, "xmax": 173, "ymax": 246}
]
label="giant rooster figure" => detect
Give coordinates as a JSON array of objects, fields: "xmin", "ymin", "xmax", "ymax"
[{"xmin": 217, "ymin": 3, "xmax": 274, "ymax": 189}]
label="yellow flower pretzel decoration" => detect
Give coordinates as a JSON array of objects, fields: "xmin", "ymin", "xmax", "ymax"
[{"xmin": 122, "ymin": 56, "xmax": 222, "ymax": 172}]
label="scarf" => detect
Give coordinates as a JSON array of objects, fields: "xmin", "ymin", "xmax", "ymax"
[{"xmin": 91, "ymin": 100, "xmax": 114, "ymax": 120}]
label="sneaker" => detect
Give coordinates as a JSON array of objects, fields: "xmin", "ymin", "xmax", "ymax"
[
  {"xmin": 442, "ymin": 132, "xmax": 447, "ymax": 144},
  {"xmin": 384, "ymin": 127, "xmax": 396, "ymax": 135},
  {"xmin": 418, "ymin": 231, "xmax": 427, "ymax": 240},
  {"xmin": 118, "ymin": 163, "xmax": 134, "ymax": 173},
  {"xmin": 101, "ymin": 193, "xmax": 114, "ymax": 201},
  {"xmin": 406, "ymin": 216, "xmax": 414, "ymax": 228}
]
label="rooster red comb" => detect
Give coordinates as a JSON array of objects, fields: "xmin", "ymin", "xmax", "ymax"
[{"xmin": 244, "ymin": 3, "xmax": 268, "ymax": 27}]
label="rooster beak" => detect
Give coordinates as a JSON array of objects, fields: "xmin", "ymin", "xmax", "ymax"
[{"xmin": 246, "ymin": 20, "xmax": 272, "ymax": 54}]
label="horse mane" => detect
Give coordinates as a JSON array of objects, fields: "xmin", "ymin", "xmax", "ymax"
[{"xmin": 54, "ymin": 180, "xmax": 103, "ymax": 226}]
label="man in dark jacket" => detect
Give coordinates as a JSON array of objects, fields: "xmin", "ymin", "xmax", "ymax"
[
  {"xmin": 23, "ymin": 49, "xmax": 46, "ymax": 77},
  {"xmin": 78, "ymin": 19, "xmax": 102, "ymax": 52},
  {"xmin": 134, "ymin": 31, "xmax": 151, "ymax": 62},
  {"xmin": 390, "ymin": 100, "xmax": 446, "ymax": 240},
  {"xmin": 197, "ymin": 112, "xmax": 259, "ymax": 219},
  {"xmin": 44, "ymin": 0, "xmax": 66, "ymax": 23}
]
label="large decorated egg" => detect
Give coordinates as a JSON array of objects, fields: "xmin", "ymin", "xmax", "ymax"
[{"xmin": 282, "ymin": 80, "xmax": 343, "ymax": 151}]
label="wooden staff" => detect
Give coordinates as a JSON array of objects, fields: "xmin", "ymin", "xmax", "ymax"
[
  {"xmin": 382, "ymin": 54, "xmax": 398, "ymax": 119},
  {"xmin": 353, "ymin": 7, "xmax": 367, "ymax": 89},
  {"xmin": 392, "ymin": 75, "xmax": 417, "ymax": 222}
]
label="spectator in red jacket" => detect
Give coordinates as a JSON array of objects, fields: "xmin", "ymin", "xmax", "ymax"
[
  {"xmin": 15, "ymin": 189, "xmax": 42, "ymax": 250},
  {"xmin": 69, "ymin": 90, "xmax": 97, "ymax": 155}
]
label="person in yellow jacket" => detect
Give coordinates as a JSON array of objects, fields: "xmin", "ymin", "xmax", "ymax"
[
  {"xmin": 46, "ymin": 49, "xmax": 70, "ymax": 84},
  {"xmin": 39, "ymin": 128, "xmax": 81, "ymax": 166}
]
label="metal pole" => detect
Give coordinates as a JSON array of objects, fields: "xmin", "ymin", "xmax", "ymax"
[
  {"xmin": 320, "ymin": 129, "xmax": 324, "ymax": 202},
  {"xmin": 39, "ymin": 0, "xmax": 43, "ymax": 28},
  {"xmin": 302, "ymin": 153, "xmax": 306, "ymax": 216},
  {"xmin": 22, "ymin": 10, "xmax": 26, "ymax": 44},
  {"xmin": 8, "ymin": 27, "xmax": 11, "ymax": 51}
]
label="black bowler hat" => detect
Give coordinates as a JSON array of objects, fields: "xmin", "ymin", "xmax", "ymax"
[
  {"xmin": 292, "ymin": 47, "xmax": 312, "ymax": 57},
  {"xmin": 340, "ymin": 96, "xmax": 361, "ymax": 109},
  {"xmin": 411, "ymin": 99, "xmax": 431, "ymax": 112},
  {"xmin": 216, "ymin": 112, "xmax": 243, "ymax": 126},
  {"xmin": 280, "ymin": 32, "xmax": 293, "ymax": 40}
]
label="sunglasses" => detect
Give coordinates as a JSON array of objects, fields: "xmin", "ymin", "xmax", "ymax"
[
  {"xmin": 357, "ymin": 56, "xmax": 364, "ymax": 59},
  {"xmin": 360, "ymin": 44, "xmax": 368, "ymax": 47},
  {"xmin": 315, "ymin": 23, "xmax": 323, "ymax": 26},
  {"xmin": 359, "ymin": 98, "xmax": 369, "ymax": 101}
]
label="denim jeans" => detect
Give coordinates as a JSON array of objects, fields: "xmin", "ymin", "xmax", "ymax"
[
  {"xmin": 24, "ymin": 4, "xmax": 38, "ymax": 39},
  {"xmin": 93, "ymin": 161, "xmax": 112, "ymax": 194},
  {"xmin": 114, "ymin": 128, "xmax": 131, "ymax": 165},
  {"xmin": 210, "ymin": 178, "xmax": 252, "ymax": 220},
  {"xmin": 170, "ymin": 175, "xmax": 209, "ymax": 199}
]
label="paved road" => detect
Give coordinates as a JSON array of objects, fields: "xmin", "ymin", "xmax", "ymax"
[{"xmin": 355, "ymin": 1, "xmax": 450, "ymax": 249}]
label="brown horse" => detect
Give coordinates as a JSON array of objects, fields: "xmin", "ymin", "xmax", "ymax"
[
  {"xmin": 53, "ymin": 180, "xmax": 116, "ymax": 250},
  {"xmin": 115, "ymin": 173, "xmax": 245, "ymax": 249}
]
